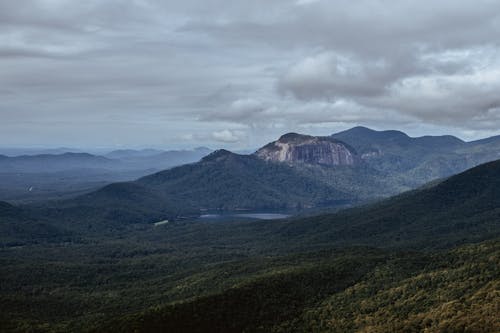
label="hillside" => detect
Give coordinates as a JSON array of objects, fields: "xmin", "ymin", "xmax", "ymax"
[
  {"xmin": 331, "ymin": 126, "xmax": 500, "ymax": 187},
  {"xmin": 22, "ymin": 150, "xmax": 355, "ymax": 234},
  {"xmin": 0, "ymin": 201, "xmax": 72, "ymax": 246},
  {"xmin": 91, "ymin": 240, "xmax": 499, "ymax": 333},
  {"xmin": 137, "ymin": 150, "xmax": 353, "ymax": 211},
  {"xmin": 2, "ymin": 160, "xmax": 500, "ymax": 332},
  {"xmin": 19, "ymin": 132, "xmax": 500, "ymax": 235},
  {"xmin": 275, "ymin": 159, "xmax": 500, "ymax": 250}
]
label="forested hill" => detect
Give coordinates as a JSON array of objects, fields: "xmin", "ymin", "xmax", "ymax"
[
  {"xmin": 2, "ymin": 160, "xmax": 500, "ymax": 331},
  {"xmin": 91, "ymin": 239, "xmax": 500, "ymax": 333},
  {"xmin": 271, "ymin": 158, "xmax": 500, "ymax": 250},
  {"xmin": 41, "ymin": 150, "xmax": 359, "ymax": 231},
  {"xmin": 87, "ymin": 160, "xmax": 500, "ymax": 332}
]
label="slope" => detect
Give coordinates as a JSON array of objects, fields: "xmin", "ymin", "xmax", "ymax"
[
  {"xmin": 331, "ymin": 126, "xmax": 500, "ymax": 188},
  {"xmin": 137, "ymin": 149, "xmax": 352, "ymax": 211},
  {"xmin": 91, "ymin": 240, "xmax": 499, "ymax": 333},
  {"xmin": 276, "ymin": 159, "xmax": 500, "ymax": 250},
  {"xmin": 0, "ymin": 201, "xmax": 73, "ymax": 246},
  {"xmin": 36, "ymin": 150, "xmax": 354, "ymax": 232},
  {"xmin": 3, "ymin": 160, "xmax": 500, "ymax": 332}
]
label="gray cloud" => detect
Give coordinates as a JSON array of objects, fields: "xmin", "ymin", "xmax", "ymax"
[{"xmin": 1, "ymin": 0, "xmax": 500, "ymax": 149}]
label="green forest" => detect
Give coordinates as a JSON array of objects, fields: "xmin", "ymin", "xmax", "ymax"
[{"xmin": 1, "ymin": 160, "xmax": 500, "ymax": 332}]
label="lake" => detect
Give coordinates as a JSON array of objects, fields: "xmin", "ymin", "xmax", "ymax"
[{"xmin": 198, "ymin": 212, "xmax": 291, "ymax": 221}]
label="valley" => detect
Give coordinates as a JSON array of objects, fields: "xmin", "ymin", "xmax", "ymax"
[{"xmin": 1, "ymin": 128, "xmax": 500, "ymax": 332}]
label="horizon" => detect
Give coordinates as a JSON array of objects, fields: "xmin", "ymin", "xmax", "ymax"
[{"xmin": 1, "ymin": 125, "xmax": 500, "ymax": 154}]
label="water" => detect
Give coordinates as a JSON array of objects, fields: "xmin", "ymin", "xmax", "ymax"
[{"xmin": 198, "ymin": 212, "xmax": 291, "ymax": 221}]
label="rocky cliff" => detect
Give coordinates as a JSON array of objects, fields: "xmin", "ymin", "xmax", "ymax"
[{"xmin": 254, "ymin": 133, "xmax": 358, "ymax": 166}]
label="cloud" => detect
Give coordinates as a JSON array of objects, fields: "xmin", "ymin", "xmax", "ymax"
[
  {"xmin": 277, "ymin": 52, "xmax": 401, "ymax": 100},
  {"xmin": 202, "ymin": 98, "xmax": 264, "ymax": 122},
  {"xmin": 211, "ymin": 129, "xmax": 243, "ymax": 143},
  {"xmin": 2, "ymin": 0, "xmax": 500, "ymax": 149}
]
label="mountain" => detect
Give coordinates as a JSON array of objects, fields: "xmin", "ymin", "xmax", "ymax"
[
  {"xmin": 44, "ymin": 128, "xmax": 497, "ymax": 226},
  {"xmin": 274, "ymin": 158, "xmax": 500, "ymax": 250},
  {"xmin": 0, "ymin": 148, "xmax": 213, "ymax": 174},
  {"xmin": 90, "ymin": 150, "xmax": 352, "ymax": 215},
  {"xmin": 0, "ymin": 148, "xmax": 212, "ymax": 174},
  {"xmin": 0, "ymin": 147, "xmax": 83, "ymax": 156},
  {"xmin": 51, "ymin": 150, "xmax": 354, "ymax": 228},
  {"xmin": 104, "ymin": 149, "xmax": 165, "ymax": 159},
  {"xmin": 104, "ymin": 147, "xmax": 212, "ymax": 170},
  {"xmin": 331, "ymin": 126, "xmax": 465, "ymax": 169},
  {"xmin": 255, "ymin": 133, "xmax": 359, "ymax": 166},
  {"xmin": 86, "ymin": 159, "xmax": 500, "ymax": 332},
  {"xmin": 3, "ymin": 159, "xmax": 500, "ymax": 332},
  {"xmin": 0, "ymin": 148, "xmax": 213, "ymax": 204},
  {"xmin": 332, "ymin": 126, "xmax": 465, "ymax": 153},
  {"xmin": 331, "ymin": 126, "xmax": 500, "ymax": 187},
  {"xmin": 139, "ymin": 149, "xmax": 353, "ymax": 209},
  {"xmin": 0, "ymin": 152, "xmax": 116, "ymax": 173}
]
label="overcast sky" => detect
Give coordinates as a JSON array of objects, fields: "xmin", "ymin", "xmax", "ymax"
[{"xmin": 2, "ymin": 0, "xmax": 500, "ymax": 150}]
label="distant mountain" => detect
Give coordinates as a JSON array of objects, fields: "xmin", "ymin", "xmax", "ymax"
[
  {"xmin": 112, "ymin": 147, "xmax": 212, "ymax": 170},
  {"xmin": 0, "ymin": 152, "xmax": 116, "ymax": 173},
  {"xmin": 332, "ymin": 126, "xmax": 500, "ymax": 187},
  {"xmin": 332, "ymin": 126, "xmax": 464, "ymax": 155},
  {"xmin": 0, "ymin": 147, "xmax": 83, "ymax": 156},
  {"xmin": 0, "ymin": 148, "xmax": 213, "ymax": 203},
  {"xmin": 255, "ymin": 133, "xmax": 359, "ymax": 166},
  {"xmin": 15, "ymin": 128, "xmax": 500, "ymax": 230},
  {"xmin": 104, "ymin": 148, "xmax": 166, "ymax": 159},
  {"xmin": 100, "ymin": 147, "xmax": 213, "ymax": 172},
  {"xmin": 0, "ymin": 148, "xmax": 212, "ymax": 174}
]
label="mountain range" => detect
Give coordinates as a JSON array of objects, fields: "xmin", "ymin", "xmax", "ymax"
[
  {"xmin": 332, "ymin": 126, "xmax": 500, "ymax": 186},
  {"xmin": 2, "ymin": 140, "xmax": 499, "ymax": 332},
  {"xmin": 82, "ymin": 155, "xmax": 500, "ymax": 333},
  {"xmin": 3, "ymin": 126, "xmax": 500, "ymax": 208},
  {"xmin": 21, "ymin": 126, "xmax": 500, "ymax": 229},
  {"xmin": 0, "ymin": 147, "xmax": 212, "ymax": 203}
]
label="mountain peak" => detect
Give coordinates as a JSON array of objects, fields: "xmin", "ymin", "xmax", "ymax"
[
  {"xmin": 201, "ymin": 149, "xmax": 237, "ymax": 162},
  {"xmin": 334, "ymin": 126, "xmax": 409, "ymax": 140},
  {"xmin": 255, "ymin": 133, "xmax": 358, "ymax": 166},
  {"xmin": 277, "ymin": 132, "xmax": 313, "ymax": 143}
]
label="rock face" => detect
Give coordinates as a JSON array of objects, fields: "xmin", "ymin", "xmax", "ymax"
[{"xmin": 254, "ymin": 133, "xmax": 358, "ymax": 166}]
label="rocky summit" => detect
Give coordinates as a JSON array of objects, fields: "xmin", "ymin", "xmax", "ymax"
[{"xmin": 254, "ymin": 133, "xmax": 358, "ymax": 166}]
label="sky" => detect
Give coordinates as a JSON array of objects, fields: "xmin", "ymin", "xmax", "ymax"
[{"xmin": 2, "ymin": 0, "xmax": 500, "ymax": 150}]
